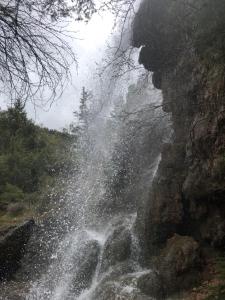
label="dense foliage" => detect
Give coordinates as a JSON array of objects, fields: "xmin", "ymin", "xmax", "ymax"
[{"xmin": 0, "ymin": 101, "xmax": 74, "ymax": 221}]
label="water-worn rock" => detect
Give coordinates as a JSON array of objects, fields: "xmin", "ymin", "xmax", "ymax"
[
  {"xmin": 0, "ymin": 220, "xmax": 35, "ymax": 280},
  {"xmin": 99, "ymin": 225, "xmax": 132, "ymax": 274},
  {"xmin": 93, "ymin": 281, "xmax": 153, "ymax": 300},
  {"xmin": 99, "ymin": 260, "xmax": 136, "ymax": 284},
  {"xmin": 92, "ymin": 274, "xmax": 154, "ymax": 300},
  {"xmin": 72, "ymin": 239, "xmax": 100, "ymax": 295}
]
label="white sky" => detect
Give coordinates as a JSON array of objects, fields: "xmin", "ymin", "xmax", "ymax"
[{"xmin": 26, "ymin": 11, "xmax": 115, "ymax": 130}]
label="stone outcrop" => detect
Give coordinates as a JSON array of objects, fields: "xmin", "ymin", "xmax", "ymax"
[
  {"xmin": 99, "ymin": 225, "xmax": 132, "ymax": 274},
  {"xmin": 134, "ymin": 235, "xmax": 202, "ymax": 299},
  {"xmin": 0, "ymin": 220, "xmax": 35, "ymax": 280},
  {"xmin": 72, "ymin": 239, "xmax": 100, "ymax": 295},
  {"xmin": 155, "ymin": 234, "xmax": 202, "ymax": 295},
  {"xmin": 132, "ymin": 0, "xmax": 225, "ymax": 296}
]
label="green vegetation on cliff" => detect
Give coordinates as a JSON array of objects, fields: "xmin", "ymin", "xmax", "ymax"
[{"xmin": 0, "ymin": 101, "xmax": 75, "ymax": 227}]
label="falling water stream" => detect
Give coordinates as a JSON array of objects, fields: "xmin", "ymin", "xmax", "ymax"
[
  {"xmin": 22, "ymin": 75, "xmax": 168, "ymax": 299},
  {"xmin": 0, "ymin": 13, "xmax": 169, "ymax": 298}
]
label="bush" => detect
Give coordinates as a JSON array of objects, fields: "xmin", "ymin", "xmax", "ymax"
[
  {"xmin": 7, "ymin": 203, "xmax": 26, "ymax": 217},
  {"xmin": 0, "ymin": 183, "xmax": 25, "ymax": 203},
  {"xmin": 0, "ymin": 102, "xmax": 75, "ymax": 214}
]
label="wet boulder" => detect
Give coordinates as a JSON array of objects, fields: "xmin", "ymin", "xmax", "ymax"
[
  {"xmin": 100, "ymin": 260, "xmax": 136, "ymax": 283},
  {"xmin": 0, "ymin": 220, "xmax": 35, "ymax": 280},
  {"xmin": 72, "ymin": 239, "xmax": 100, "ymax": 295},
  {"xmin": 99, "ymin": 226, "xmax": 132, "ymax": 274},
  {"xmin": 92, "ymin": 276, "xmax": 153, "ymax": 300}
]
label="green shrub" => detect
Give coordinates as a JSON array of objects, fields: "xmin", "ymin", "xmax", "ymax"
[
  {"xmin": 0, "ymin": 102, "xmax": 75, "ymax": 214},
  {"xmin": 0, "ymin": 183, "xmax": 25, "ymax": 203}
]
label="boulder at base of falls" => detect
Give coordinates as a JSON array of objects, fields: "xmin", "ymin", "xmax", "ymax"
[
  {"xmin": 153, "ymin": 234, "xmax": 203, "ymax": 296},
  {"xmin": 92, "ymin": 282, "xmax": 153, "ymax": 300},
  {"xmin": 99, "ymin": 225, "xmax": 132, "ymax": 274},
  {"xmin": 0, "ymin": 219, "xmax": 35, "ymax": 280},
  {"xmin": 71, "ymin": 239, "xmax": 100, "ymax": 295},
  {"xmin": 100, "ymin": 260, "xmax": 136, "ymax": 283},
  {"xmin": 136, "ymin": 270, "xmax": 164, "ymax": 299},
  {"xmin": 92, "ymin": 274, "xmax": 154, "ymax": 300},
  {"xmin": 135, "ymin": 235, "xmax": 202, "ymax": 298}
]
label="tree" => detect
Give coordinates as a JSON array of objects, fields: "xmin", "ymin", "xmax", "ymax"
[
  {"xmin": 72, "ymin": 86, "xmax": 92, "ymax": 134},
  {"xmin": 6, "ymin": 99, "xmax": 28, "ymax": 136},
  {"xmin": 0, "ymin": 0, "xmax": 96, "ymax": 105},
  {"xmin": 0, "ymin": 0, "xmax": 145, "ymax": 105},
  {"xmin": 0, "ymin": 103, "xmax": 74, "ymax": 204},
  {"xmin": 78, "ymin": 87, "xmax": 91, "ymax": 128}
]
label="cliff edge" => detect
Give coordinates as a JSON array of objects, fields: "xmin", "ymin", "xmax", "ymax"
[{"xmin": 132, "ymin": 0, "xmax": 225, "ymax": 298}]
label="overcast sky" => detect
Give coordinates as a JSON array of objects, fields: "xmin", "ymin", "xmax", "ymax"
[{"xmin": 25, "ymin": 11, "xmax": 115, "ymax": 130}]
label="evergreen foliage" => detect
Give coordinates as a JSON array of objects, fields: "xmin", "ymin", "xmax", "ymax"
[
  {"xmin": 72, "ymin": 87, "xmax": 92, "ymax": 133},
  {"xmin": 0, "ymin": 101, "xmax": 74, "ymax": 220}
]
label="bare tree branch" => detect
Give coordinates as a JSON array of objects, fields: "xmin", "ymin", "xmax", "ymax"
[{"xmin": 0, "ymin": 0, "xmax": 96, "ymax": 106}]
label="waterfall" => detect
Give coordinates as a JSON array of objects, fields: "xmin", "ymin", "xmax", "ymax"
[
  {"xmin": 0, "ymin": 11, "xmax": 169, "ymax": 299},
  {"xmin": 22, "ymin": 73, "xmax": 168, "ymax": 300}
]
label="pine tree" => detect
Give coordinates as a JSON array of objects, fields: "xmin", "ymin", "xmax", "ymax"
[
  {"xmin": 72, "ymin": 87, "xmax": 92, "ymax": 136},
  {"xmin": 78, "ymin": 87, "xmax": 90, "ymax": 129}
]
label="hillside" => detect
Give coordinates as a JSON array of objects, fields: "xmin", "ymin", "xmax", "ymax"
[{"xmin": 0, "ymin": 101, "xmax": 75, "ymax": 230}]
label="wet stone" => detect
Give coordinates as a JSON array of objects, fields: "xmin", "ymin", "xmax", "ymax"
[
  {"xmin": 71, "ymin": 239, "xmax": 100, "ymax": 295},
  {"xmin": 92, "ymin": 280, "xmax": 153, "ymax": 300},
  {"xmin": 99, "ymin": 225, "xmax": 132, "ymax": 274},
  {"xmin": 0, "ymin": 220, "xmax": 35, "ymax": 280}
]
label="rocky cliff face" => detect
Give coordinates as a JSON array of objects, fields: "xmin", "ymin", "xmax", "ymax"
[{"xmin": 132, "ymin": 0, "xmax": 225, "ymax": 296}]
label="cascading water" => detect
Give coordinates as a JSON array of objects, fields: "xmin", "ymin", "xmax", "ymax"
[
  {"xmin": 21, "ymin": 74, "xmax": 168, "ymax": 300},
  {"xmin": 0, "ymin": 13, "xmax": 169, "ymax": 299}
]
